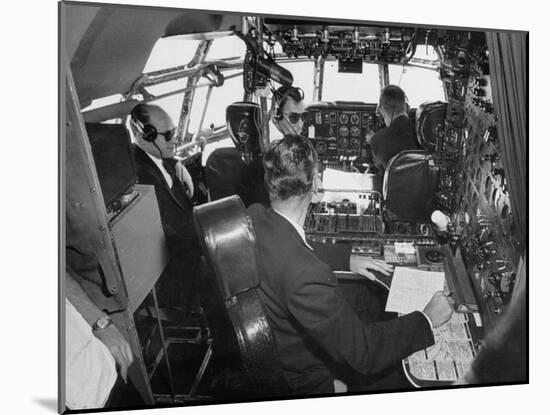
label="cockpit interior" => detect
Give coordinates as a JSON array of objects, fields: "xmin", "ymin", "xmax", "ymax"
[{"xmin": 60, "ymin": 1, "xmax": 527, "ymax": 412}]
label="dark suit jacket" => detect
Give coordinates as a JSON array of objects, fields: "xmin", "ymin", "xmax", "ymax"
[
  {"xmin": 132, "ymin": 144, "xmax": 199, "ymax": 262},
  {"xmin": 370, "ymin": 115, "xmax": 420, "ymax": 170},
  {"xmin": 248, "ymin": 204, "xmax": 434, "ymax": 395}
]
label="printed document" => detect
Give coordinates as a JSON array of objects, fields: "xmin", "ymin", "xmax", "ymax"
[{"xmin": 385, "ymin": 267, "xmax": 445, "ymax": 314}]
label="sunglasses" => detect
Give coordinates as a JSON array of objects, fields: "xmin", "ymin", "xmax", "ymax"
[
  {"xmin": 157, "ymin": 128, "xmax": 176, "ymax": 142},
  {"xmin": 285, "ymin": 112, "xmax": 308, "ymax": 124}
]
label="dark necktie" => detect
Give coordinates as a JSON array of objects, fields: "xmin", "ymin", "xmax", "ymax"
[
  {"xmin": 162, "ymin": 159, "xmax": 178, "ymax": 189},
  {"xmin": 162, "ymin": 159, "xmax": 191, "ymax": 201}
]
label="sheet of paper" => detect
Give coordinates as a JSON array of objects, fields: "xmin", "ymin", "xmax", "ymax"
[
  {"xmin": 322, "ymin": 168, "xmax": 377, "ymax": 192},
  {"xmin": 385, "ymin": 267, "xmax": 445, "ymax": 314}
]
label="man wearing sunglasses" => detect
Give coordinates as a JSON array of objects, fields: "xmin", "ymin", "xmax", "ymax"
[
  {"xmin": 129, "ymin": 103, "xmax": 201, "ymax": 315},
  {"xmin": 369, "ymin": 85, "xmax": 420, "ymax": 171},
  {"xmin": 270, "ymin": 85, "xmax": 308, "ymax": 142}
]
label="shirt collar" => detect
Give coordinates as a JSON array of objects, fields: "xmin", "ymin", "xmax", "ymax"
[{"xmin": 272, "ymin": 208, "xmax": 314, "ymax": 251}]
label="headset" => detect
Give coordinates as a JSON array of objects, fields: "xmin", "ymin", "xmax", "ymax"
[
  {"xmin": 271, "ymin": 86, "xmax": 307, "ymax": 136},
  {"xmin": 272, "ymin": 86, "xmax": 305, "ymax": 121},
  {"xmin": 130, "ymin": 117, "xmax": 159, "ymax": 142}
]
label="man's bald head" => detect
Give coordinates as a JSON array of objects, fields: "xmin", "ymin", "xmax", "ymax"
[{"xmin": 130, "ymin": 103, "xmax": 176, "ymax": 159}]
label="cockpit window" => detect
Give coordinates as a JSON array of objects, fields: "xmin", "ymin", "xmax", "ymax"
[
  {"xmin": 207, "ymin": 35, "xmax": 246, "ymax": 59},
  {"xmin": 189, "ymin": 70, "xmax": 244, "ymax": 133},
  {"xmin": 143, "ymin": 36, "xmax": 201, "ymax": 72},
  {"xmin": 388, "ymin": 46, "xmax": 445, "ymax": 107},
  {"xmin": 140, "ymin": 35, "xmax": 245, "ymax": 138},
  {"xmin": 278, "ymin": 61, "xmax": 314, "ymax": 103},
  {"xmin": 321, "ymin": 62, "xmax": 380, "ymax": 102}
]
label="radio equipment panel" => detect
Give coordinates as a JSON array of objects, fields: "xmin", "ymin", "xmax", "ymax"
[{"xmin": 431, "ymin": 32, "xmax": 522, "ymax": 329}]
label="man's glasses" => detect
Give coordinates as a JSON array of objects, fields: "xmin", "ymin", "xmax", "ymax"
[{"xmin": 285, "ymin": 112, "xmax": 308, "ymax": 124}]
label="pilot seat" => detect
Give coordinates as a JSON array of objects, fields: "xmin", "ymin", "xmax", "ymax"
[
  {"xmin": 383, "ymin": 150, "xmax": 439, "ymax": 222},
  {"xmin": 205, "ymin": 102, "xmax": 269, "ymax": 206}
]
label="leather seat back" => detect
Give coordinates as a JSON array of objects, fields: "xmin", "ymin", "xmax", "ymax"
[
  {"xmin": 204, "ymin": 148, "xmax": 245, "ymax": 201},
  {"xmin": 193, "ymin": 196, "xmax": 289, "ymax": 396},
  {"xmin": 383, "ymin": 151, "xmax": 439, "ymax": 221}
]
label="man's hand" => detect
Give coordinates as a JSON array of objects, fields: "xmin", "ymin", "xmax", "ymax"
[
  {"xmin": 175, "ymin": 160, "xmax": 194, "ymax": 198},
  {"xmin": 94, "ymin": 325, "xmax": 134, "ymax": 383},
  {"xmin": 423, "ymin": 291, "xmax": 454, "ymax": 328},
  {"xmin": 349, "ymin": 254, "xmax": 394, "ymax": 280}
]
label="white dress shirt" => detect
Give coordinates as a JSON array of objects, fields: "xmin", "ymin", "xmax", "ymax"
[
  {"xmin": 65, "ymin": 299, "xmax": 117, "ymax": 410},
  {"xmin": 145, "ymin": 152, "xmax": 173, "ymax": 188}
]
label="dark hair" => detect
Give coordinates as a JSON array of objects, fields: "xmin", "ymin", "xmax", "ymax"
[
  {"xmin": 263, "ymin": 135, "xmax": 318, "ymax": 201},
  {"xmin": 379, "ymin": 85, "xmax": 407, "ymax": 113},
  {"xmin": 273, "ymin": 86, "xmax": 304, "ymax": 119}
]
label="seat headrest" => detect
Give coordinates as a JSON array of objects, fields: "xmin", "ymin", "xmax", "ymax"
[
  {"xmin": 415, "ymin": 101, "xmax": 447, "ymax": 152},
  {"xmin": 193, "ymin": 196, "xmax": 261, "ymax": 300},
  {"xmin": 226, "ymin": 102, "xmax": 262, "ymax": 164}
]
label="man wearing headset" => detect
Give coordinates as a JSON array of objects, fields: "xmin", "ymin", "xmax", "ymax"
[
  {"xmin": 235, "ymin": 86, "xmax": 308, "ymax": 207},
  {"xmin": 369, "ymin": 85, "xmax": 420, "ymax": 170},
  {"xmin": 269, "ymin": 85, "xmax": 308, "ymax": 141},
  {"xmin": 129, "ymin": 103, "xmax": 200, "ymax": 315}
]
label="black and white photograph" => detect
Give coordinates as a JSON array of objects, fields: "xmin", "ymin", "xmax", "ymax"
[
  {"xmin": 57, "ymin": 0, "xmax": 530, "ymax": 412},
  {"xmin": 4, "ymin": 0, "xmax": 540, "ymax": 413}
]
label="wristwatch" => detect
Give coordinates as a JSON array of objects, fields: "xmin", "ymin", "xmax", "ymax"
[{"xmin": 92, "ymin": 315, "xmax": 113, "ymax": 331}]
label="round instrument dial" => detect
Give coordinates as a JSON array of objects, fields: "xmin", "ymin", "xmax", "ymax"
[
  {"xmin": 339, "ymin": 126, "xmax": 349, "ymax": 137},
  {"xmin": 316, "ymin": 141, "xmax": 327, "ymax": 154},
  {"xmin": 350, "ymin": 138, "xmax": 361, "ymax": 149},
  {"xmin": 339, "ymin": 138, "xmax": 349, "ymax": 149},
  {"xmin": 339, "ymin": 114, "xmax": 349, "ymax": 124},
  {"xmin": 350, "ymin": 114, "xmax": 360, "ymax": 124},
  {"xmin": 350, "ymin": 126, "xmax": 360, "ymax": 137}
]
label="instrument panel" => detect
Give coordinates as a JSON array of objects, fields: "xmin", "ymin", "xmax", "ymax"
[
  {"xmin": 433, "ymin": 32, "xmax": 522, "ymax": 329},
  {"xmin": 265, "ymin": 21, "xmax": 424, "ymax": 63},
  {"xmin": 305, "ymin": 193, "xmax": 384, "ymax": 241},
  {"xmin": 306, "ymin": 102, "xmax": 381, "ymax": 164}
]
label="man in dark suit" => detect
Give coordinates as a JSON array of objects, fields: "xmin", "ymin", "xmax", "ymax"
[
  {"xmin": 129, "ymin": 103, "xmax": 200, "ymax": 312},
  {"xmin": 369, "ymin": 85, "xmax": 421, "ymax": 170},
  {"xmin": 248, "ymin": 135, "xmax": 454, "ymax": 395}
]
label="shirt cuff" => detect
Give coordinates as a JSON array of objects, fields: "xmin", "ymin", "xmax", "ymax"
[{"xmin": 420, "ymin": 311, "xmax": 434, "ymax": 331}]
